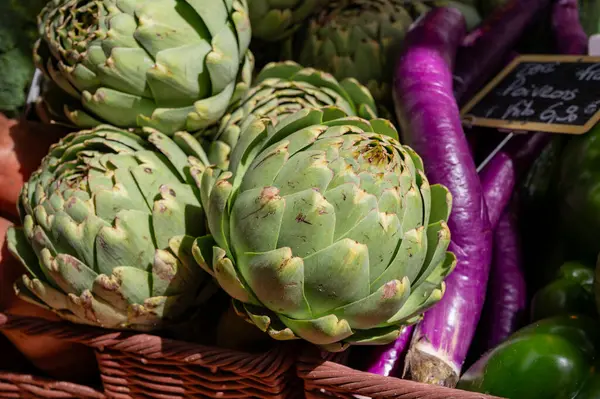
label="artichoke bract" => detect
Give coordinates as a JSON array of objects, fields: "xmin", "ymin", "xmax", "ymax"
[
  {"xmin": 248, "ymin": 0, "xmax": 328, "ymax": 41},
  {"xmin": 286, "ymin": 0, "xmax": 430, "ymax": 106},
  {"xmin": 34, "ymin": 0, "xmax": 253, "ymax": 135},
  {"xmin": 7, "ymin": 125, "xmax": 215, "ymax": 331},
  {"xmin": 200, "ymin": 61, "xmax": 379, "ymax": 170},
  {"xmin": 192, "ymin": 108, "xmax": 456, "ymax": 351}
]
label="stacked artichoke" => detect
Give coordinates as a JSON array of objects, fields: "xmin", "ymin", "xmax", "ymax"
[
  {"xmin": 282, "ymin": 0, "xmax": 432, "ymax": 108},
  {"xmin": 199, "ymin": 61, "xmax": 379, "ymax": 170},
  {"xmin": 34, "ymin": 0, "xmax": 253, "ymax": 134},
  {"xmin": 192, "ymin": 108, "xmax": 455, "ymax": 351},
  {"xmin": 5, "ymin": 0, "xmax": 456, "ymax": 350},
  {"xmin": 248, "ymin": 0, "xmax": 329, "ymax": 41},
  {"xmin": 8, "ymin": 125, "xmax": 215, "ymax": 330}
]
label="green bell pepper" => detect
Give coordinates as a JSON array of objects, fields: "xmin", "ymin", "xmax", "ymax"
[
  {"xmin": 530, "ymin": 262, "xmax": 596, "ymax": 322},
  {"xmin": 457, "ymin": 315, "xmax": 600, "ymax": 399}
]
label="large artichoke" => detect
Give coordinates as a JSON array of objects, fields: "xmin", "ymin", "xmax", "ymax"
[
  {"xmin": 200, "ymin": 61, "xmax": 379, "ymax": 170},
  {"xmin": 191, "ymin": 108, "xmax": 456, "ymax": 351},
  {"xmin": 7, "ymin": 125, "xmax": 215, "ymax": 331},
  {"xmin": 285, "ymin": 0, "xmax": 430, "ymax": 107},
  {"xmin": 248, "ymin": 0, "xmax": 328, "ymax": 42},
  {"xmin": 34, "ymin": 0, "xmax": 253, "ymax": 134}
]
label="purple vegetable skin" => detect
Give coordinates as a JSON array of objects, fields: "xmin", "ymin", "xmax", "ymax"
[
  {"xmin": 394, "ymin": 7, "xmax": 493, "ymax": 387},
  {"xmin": 365, "ymin": 325, "xmax": 414, "ymax": 376},
  {"xmin": 453, "ymin": 0, "xmax": 552, "ymax": 105},
  {"xmin": 479, "ymin": 152, "xmax": 516, "ymax": 229},
  {"xmin": 552, "ymin": 0, "xmax": 587, "ymax": 55},
  {"xmin": 482, "ymin": 207, "xmax": 527, "ymax": 351}
]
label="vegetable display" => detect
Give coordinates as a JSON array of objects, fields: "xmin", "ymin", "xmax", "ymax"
[
  {"xmin": 34, "ymin": 0, "xmax": 253, "ymax": 134},
  {"xmin": 193, "ymin": 108, "xmax": 456, "ymax": 351},
  {"xmin": 1, "ymin": 0, "xmax": 599, "ymax": 396},
  {"xmin": 395, "ymin": 7, "xmax": 492, "ymax": 388},
  {"xmin": 199, "ymin": 61, "xmax": 378, "ymax": 170},
  {"xmin": 7, "ymin": 125, "xmax": 216, "ymax": 330}
]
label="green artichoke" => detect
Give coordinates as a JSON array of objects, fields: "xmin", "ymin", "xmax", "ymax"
[
  {"xmin": 34, "ymin": 0, "xmax": 253, "ymax": 135},
  {"xmin": 191, "ymin": 108, "xmax": 456, "ymax": 351},
  {"xmin": 7, "ymin": 125, "xmax": 215, "ymax": 331},
  {"xmin": 284, "ymin": 0, "xmax": 430, "ymax": 107},
  {"xmin": 200, "ymin": 61, "xmax": 379, "ymax": 170},
  {"xmin": 248, "ymin": 0, "xmax": 328, "ymax": 42}
]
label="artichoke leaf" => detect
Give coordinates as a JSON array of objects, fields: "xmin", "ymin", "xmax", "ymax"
[
  {"xmin": 331, "ymin": 277, "xmax": 410, "ymax": 330},
  {"xmin": 236, "ymin": 248, "xmax": 311, "ymax": 319},
  {"xmin": 303, "ymin": 238, "xmax": 370, "ymax": 315},
  {"xmin": 212, "ymin": 246, "xmax": 259, "ymax": 305},
  {"xmin": 413, "ymin": 221, "xmax": 451, "ymax": 288},
  {"xmin": 279, "ymin": 313, "xmax": 353, "ymax": 346},
  {"xmin": 95, "ymin": 209, "xmax": 155, "ymax": 275},
  {"xmin": 387, "ymin": 252, "xmax": 457, "ymax": 324},
  {"xmin": 371, "ymin": 227, "xmax": 427, "ymax": 289}
]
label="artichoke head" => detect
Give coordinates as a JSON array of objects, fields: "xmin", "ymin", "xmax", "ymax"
[
  {"xmin": 248, "ymin": 0, "xmax": 329, "ymax": 41},
  {"xmin": 286, "ymin": 0, "xmax": 430, "ymax": 108},
  {"xmin": 199, "ymin": 61, "xmax": 380, "ymax": 171},
  {"xmin": 191, "ymin": 108, "xmax": 456, "ymax": 351},
  {"xmin": 34, "ymin": 0, "xmax": 253, "ymax": 134},
  {"xmin": 8, "ymin": 125, "xmax": 215, "ymax": 331}
]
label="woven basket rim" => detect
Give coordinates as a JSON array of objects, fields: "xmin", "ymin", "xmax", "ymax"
[
  {"xmin": 0, "ymin": 371, "xmax": 106, "ymax": 398},
  {"xmin": 0, "ymin": 312, "xmax": 297, "ymax": 379},
  {"xmin": 297, "ymin": 348, "xmax": 505, "ymax": 399}
]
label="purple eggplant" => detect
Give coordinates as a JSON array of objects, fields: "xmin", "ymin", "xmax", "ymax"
[
  {"xmin": 394, "ymin": 7, "xmax": 493, "ymax": 388},
  {"xmin": 552, "ymin": 0, "xmax": 588, "ymax": 55},
  {"xmin": 363, "ymin": 325, "xmax": 415, "ymax": 377},
  {"xmin": 481, "ymin": 207, "xmax": 527, "ymax": 352},
  {"xmin": 479, "ymin": 152, "xmax": 516, "ymax": 229}
]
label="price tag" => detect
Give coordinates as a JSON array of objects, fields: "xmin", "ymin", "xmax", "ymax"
[
  {"xmin": 589, "ymin": 34, "xmax": 600, "ymax": 56},
  {"xmin": 460, "ymin": 55, "xmax": 600, "ymax": 135}
]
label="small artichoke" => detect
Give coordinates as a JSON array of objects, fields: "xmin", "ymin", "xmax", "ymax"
[
  {"xmin": 192, "ymin": 108, "xmax": 456, "ymax": 351},
  {"xmin": 248, "ymin": 0, "xmax": 329, "ymax": 41},
  {"xmin": 286, "ymin": 0, "xmax": 430, "ymax": 107},
  {"xmin": 8, "ymin": 125, "xmax": 215, "ymax": 331},
  {"xmin": 200, "ymin": 61, "xmax": 379, "ymax": 170},
  {"xmin": 34, "ymin": 0, "xmax": 253, "ymax": 134}
]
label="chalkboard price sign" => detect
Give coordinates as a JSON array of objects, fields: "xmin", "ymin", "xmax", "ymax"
[{"xmin": 460, "ymin": 55, "xmax": 600, "ymax": 135}]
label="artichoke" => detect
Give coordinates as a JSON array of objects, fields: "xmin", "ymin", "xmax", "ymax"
[
  {"xmin": 34, "ymin": 0, "xmax": 253, "ymax": 135},
  {"xmin": 285, "ymin": 0, "xmax": 430, "ymax": 107},
  {"xmin": 191, "ymin": 108, "xmax": 456, "ymax": 351},
  {"xmin": 7, "ymin": 125, "xmax": 215, "ymax": 331},
  {"xmin": 248, "ymin": 0, "xmax": 328, "ymax": 42},
  {"xmin": 200, "ymin": 61, "xmax": 379, "ymax": 170}
]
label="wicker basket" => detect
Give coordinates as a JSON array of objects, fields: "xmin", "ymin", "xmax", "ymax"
[
  {"xmin": 0, "ymin": 313, "xmax": 300, "ymax": 398},
  {"xmin": 297, "ymin": 348, "xmax": 505, "ymax": 399}
]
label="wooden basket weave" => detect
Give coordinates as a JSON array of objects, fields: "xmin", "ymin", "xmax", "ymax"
[
  {"xmin": 297, "ymin": 348, "xmax": 504, "ymax": 399},
  {"xmin": 0, "ymin": 313, "xmax": 300, "ymax": 398}
]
